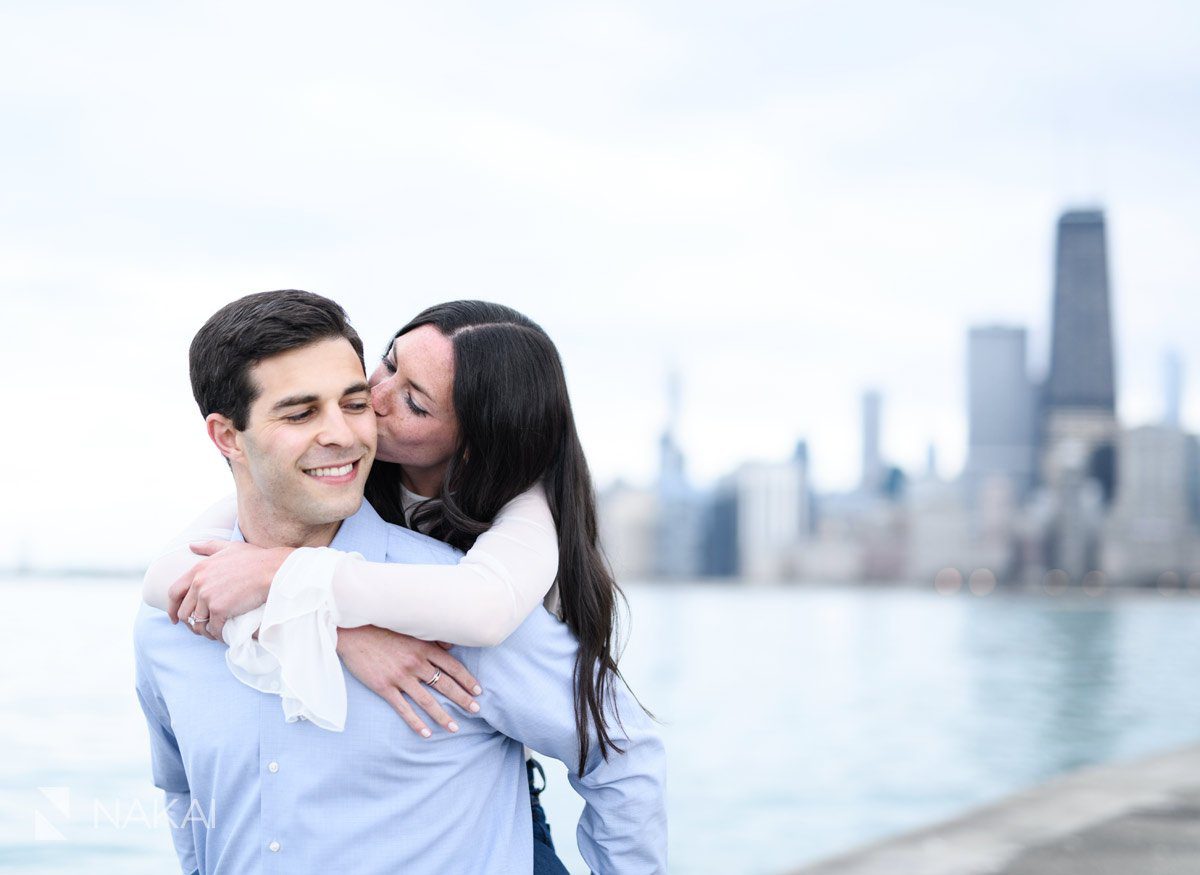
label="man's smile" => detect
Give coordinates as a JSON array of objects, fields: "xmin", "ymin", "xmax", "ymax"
[{"xmin": 302, "ymin": 458, "xmax": 363, "ymax": 483}]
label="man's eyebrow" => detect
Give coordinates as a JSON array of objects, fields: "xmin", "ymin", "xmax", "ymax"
[
  {"xmin": 271, "ymin": 394, "xmax": 318, "ymax": 411},
  {"xmin": 270, "ymin": 383, "xmax": 368, "ymax": 412}
]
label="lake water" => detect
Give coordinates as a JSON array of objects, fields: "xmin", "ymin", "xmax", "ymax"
[{"xmin": 3, "ymin": 577, "xmax": 1200, "ymax": 874}]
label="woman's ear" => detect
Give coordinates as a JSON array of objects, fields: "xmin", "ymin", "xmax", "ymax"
[{"xmin": 206, "ymin": 413, "xmax": 243, "ymax": 463}]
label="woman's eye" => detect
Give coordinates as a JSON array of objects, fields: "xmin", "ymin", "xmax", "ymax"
[
  {"xmin": 405, "ymin": 395, "xmax": 428, "ymax": 417},
  {"xmin": 381, "ymin": 357, "xmax": 397, "ymax": 374}
]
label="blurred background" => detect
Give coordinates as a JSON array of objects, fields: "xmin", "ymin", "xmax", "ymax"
[{"xmin": 1, "ymin": 1, "xmax": 1198, "ymax": 873}]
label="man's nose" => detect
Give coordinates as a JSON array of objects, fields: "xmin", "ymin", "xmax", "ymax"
[{"xmin": 317, "ymin": 408, "xmax": 356, "ymax": 447}]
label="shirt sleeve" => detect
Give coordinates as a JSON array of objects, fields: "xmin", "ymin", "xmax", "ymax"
[
  {"xmin": 134, "ymin": 643, "xmax": 200, "ymax": 874},
  {"xmin": 331, "ymin": 483, "xmax": 560, "ymax": 645},
  {"xmin": 142, "ymin": 494, "xmax": 238, "ymax": 611},
  {"xmin": 465, "ymin": 610, "xmax": 668, "ymax": 874}
]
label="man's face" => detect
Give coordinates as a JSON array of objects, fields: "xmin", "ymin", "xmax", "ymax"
[{"xmin": 230, "ymin": 338, "xmax": 377, "ymax": 529}]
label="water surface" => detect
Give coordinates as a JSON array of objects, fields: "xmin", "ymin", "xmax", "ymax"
[{"xmin": 3, "ymin": 578, "xmax": 1200, "ymax": 873}]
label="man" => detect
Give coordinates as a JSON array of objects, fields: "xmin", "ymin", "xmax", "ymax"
[{"xmin": 134, "ymin": 289, "xmax": 667, "ymax": 874}]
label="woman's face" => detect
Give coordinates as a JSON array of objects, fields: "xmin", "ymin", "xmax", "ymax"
[{"xmin": 368, "ymin": 325, "xmax": 459, "ymax": 488}]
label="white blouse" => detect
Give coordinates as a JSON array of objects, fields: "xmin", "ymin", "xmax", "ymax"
[{"xmin": 142, "ymin": 484, "xmax": 561, "ymax": 729}]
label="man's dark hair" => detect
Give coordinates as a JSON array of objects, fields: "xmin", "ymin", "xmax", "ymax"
[{"xmin": 189, "ymin": 289, "xmax": 365, "ymax": 430}]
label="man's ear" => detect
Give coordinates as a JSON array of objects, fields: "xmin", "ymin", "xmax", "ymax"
[{"xmin": 206, "ymin": 413, "xmax": 243, "ymax": 462}]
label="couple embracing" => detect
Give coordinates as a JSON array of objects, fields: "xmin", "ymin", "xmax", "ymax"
[{"xmin": 133, "ymin": 290, "xmax": 666, "ymax": 873}]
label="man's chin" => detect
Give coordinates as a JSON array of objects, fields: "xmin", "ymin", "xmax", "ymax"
[
  {"xmin": 322, "ymin": 494, "xmax": 364, "ymax": 524},
  {"xmin": 296, "ymin": 488, "xmax": 365, "ymax": 527}
]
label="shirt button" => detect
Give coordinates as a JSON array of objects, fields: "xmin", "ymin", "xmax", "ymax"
[
  {"xmin": 269, "ymin": 840, "xmax": 281, "ymax": 853},
  {"xmin": 268, "ymin": 761, "xmax": 279, "ymax": 773}
]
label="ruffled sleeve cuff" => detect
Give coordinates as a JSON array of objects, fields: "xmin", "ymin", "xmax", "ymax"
[{"xmin": 220, "ymin": 546, "xmax": 358, "ymax": 732}]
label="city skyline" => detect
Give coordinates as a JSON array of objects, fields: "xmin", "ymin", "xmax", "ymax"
[
  {"xmin": 631, "ymin": 204, "xmax": 1189, "ymax": 497},
  {"xmin": 2, "ymin": 2, "xmax": 1198, "ymax": 569},
  {"xmin": 598, "ymin": 206, "xmax": 1200, "ymax": 586}
]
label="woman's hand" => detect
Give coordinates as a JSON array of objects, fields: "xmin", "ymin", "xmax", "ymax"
[
  {"xmin": 168, "ymin": 540, "xmax": 291, "ymax": 641},
  {"xmin": 336, "ymin": 626, "xmax": 482, "ymax": 738}
]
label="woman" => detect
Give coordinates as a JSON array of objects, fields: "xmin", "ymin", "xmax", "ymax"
[{"xmin": 144, "ymin": 301, "xmax": 632, "ymax": 873}]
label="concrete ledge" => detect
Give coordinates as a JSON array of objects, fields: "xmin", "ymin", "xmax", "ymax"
[{"xmin": 790, "ymin": 744, "xmax": 1200, "ymax": 875}]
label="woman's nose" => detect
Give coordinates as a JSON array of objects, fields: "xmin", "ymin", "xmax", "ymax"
[{"xmin": 370, "ymin": 381, "xmax": 392, "ymax": 415}]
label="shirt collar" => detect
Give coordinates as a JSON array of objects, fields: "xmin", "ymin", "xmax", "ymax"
[{"xmin": 231, "ymin": 499, "xmax": 389, "ymax": 562}]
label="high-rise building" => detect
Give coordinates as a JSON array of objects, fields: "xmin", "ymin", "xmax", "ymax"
[
  {"xmin": 597, "ymin": 481, "xmax": 659, "ymax": 581},
  {"xmin": 1165, "ymin": 350, "xmax": 1184, "ymax": 428},
  {"xmin": 861, "ymin": 390, "xmax": 884, "ymax": 494},
  {"xmin": 1103, "ymin": 425, "xmax": 1197, "ymax": 582},
  {"xmin": 1045, "ymin": 210, "xmax": 1117, "ymax": 411},
  {"xmin": 1040, "ymin": 209, "xmax": 1119, "ymax": 503},
  {"xmin": 1188, "ymin": 435, "xmax": 1200, "ymax": 527},
  {"xmin": 907, "ymin": 469, "xmax": 973, "ymax": 582},
  {"xmin": 700, "ymin": 482, "xmax": 739, "ymax": 578},
  {"xmin": 658, "ymin": 370, "xmax": 686, "ymax": 495},
  {"xmin": 654, "ymin": 370, "xmax": 702, "ymax": 578},
  {"xmin": 732, "ymin": 459, "xmax": 807, "ymax": 582},
  {"xmin": 794, "ymin": 439, "xmax": 816, "ymax": 537},
  {"xmin": 966, "ymin": 325, "xmax": 1036, "ymax": 508}
]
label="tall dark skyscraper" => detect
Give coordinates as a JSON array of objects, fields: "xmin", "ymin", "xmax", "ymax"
[
  {"xmin": 1038, "ymin": 209, "xmax": 1120, "ymax": 508},
  {"xmin": 1037, "ymin": 209, "xmax": 1121, "ymax": 577},
  {"xmin": 1045, "ymin": 210, "xmax": 1116, "ymax": 412}
]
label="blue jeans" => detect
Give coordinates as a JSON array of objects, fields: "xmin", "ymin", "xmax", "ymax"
[{"xmin": 529, "ymin": 758, "xmax": 568, "ymax": 875}]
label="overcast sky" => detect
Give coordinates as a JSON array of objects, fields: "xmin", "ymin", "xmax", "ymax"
[{"xmin": 1, "ymin": 1, "xmax": 1197, "ymax": 567}]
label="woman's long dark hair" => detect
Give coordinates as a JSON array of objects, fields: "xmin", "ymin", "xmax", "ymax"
[{"xmin": 364, "ymin": 300, "xmax": 633, "ymax": 774}]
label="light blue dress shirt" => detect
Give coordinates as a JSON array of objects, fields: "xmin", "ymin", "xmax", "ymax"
[{"xmin": 134, "ymin": 499, "xmax": 667, "ymax": 874}]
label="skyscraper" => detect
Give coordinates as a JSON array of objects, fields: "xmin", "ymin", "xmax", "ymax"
[
  {"xmin": 658, "ymin": 370, "xmax": 686, "ymax": 495},
  {"xmin": 1165, "ymin": 350, "xmax": 1184, "ymax": 428},
  {"xmin": 966, "ymin": 325, "xmax": 1036, "ymax": 505},
  {"xmin": 654, "ymin": 370, "xmax": 702, "ymax": 579},
  {"xmin": 1040, "ymin": 209, "xmax": 1119, "ymax": 502},
  {"xmin": 1045, "ymin": 210, "xmax": 1117, "ymax": 411},
  {"xmin": 1188, "ymin": 435, "xmax": 1200, "ymax": 527},
  {"xmin": 732, "ymin": 459, "xmax": 807, "ymax": 582},
  {"xmin": 861, "ymin": 390, "xmax": 883, "ymax": 494},
  {"xmin": 1103, "ymin": 425, "xmax": 1196, "ymax": 582}
]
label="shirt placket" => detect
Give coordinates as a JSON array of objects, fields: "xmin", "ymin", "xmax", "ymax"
[{"xmin": 259, "ymin": 692, "xmax": 288, "ymax": 872}]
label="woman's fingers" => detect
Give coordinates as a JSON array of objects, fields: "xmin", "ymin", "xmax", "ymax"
[
  {"xmin": 337, "ymin": 629, "xmax": 481, "ymax": 735},
  {"xmin": 166, "ymin": 570, "xmax": 196, "ymax": 623},
  {"xmin": 380, "ymin": 688, "xmax": 433, "ymax": 739},
  {"xmin": 176, "ymin": 586, "xmax": 198, "ymax": 632},
  {"xmin": 191, "ymin": 595, "xmax": 213, "ymax": 638},
  {"xmin": 206, "ymin": 612, "xmax": 227, "ymax": 642},
  {"xmin": 177, "ymin": 589, "xmax": 210, "ymax": 637},
  {"xmin": 432, "ymin": 651, "xmax": 484, "ymax": 699},
  {"xmin": 427, "ymin": 661, "xmax": 481, "ymax": 714},
  {"xmin": 201, "ymin": 601, "xmax": 223, "ymax": 641},
  {"xmin": 402, "ymin": 679, "xmax": 461, "ymax": 734}
]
